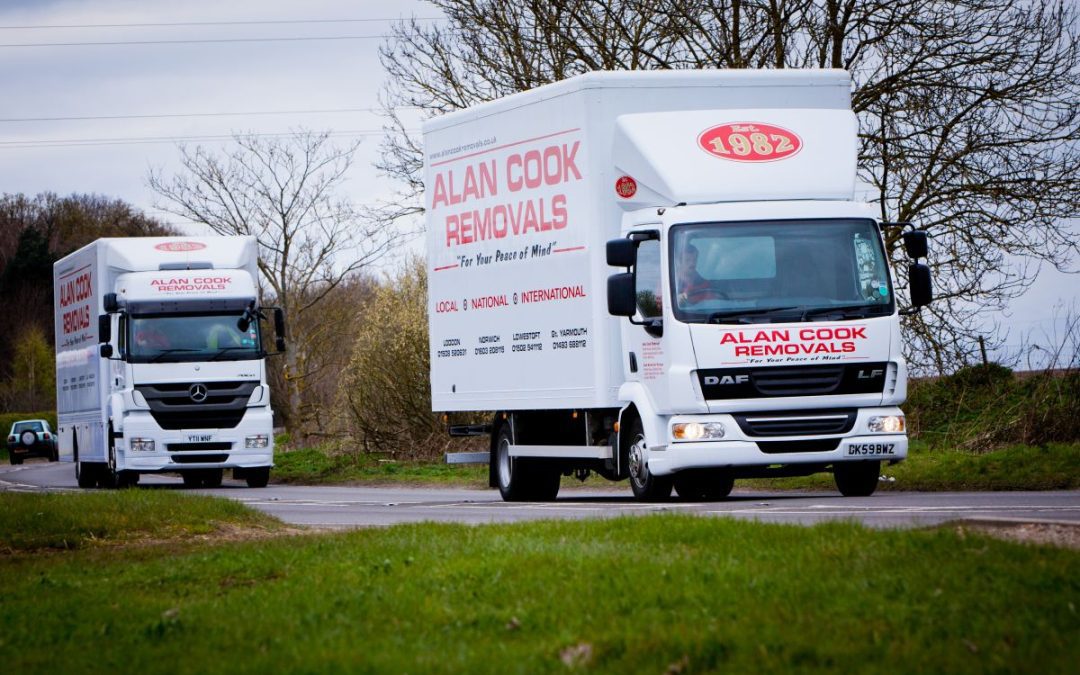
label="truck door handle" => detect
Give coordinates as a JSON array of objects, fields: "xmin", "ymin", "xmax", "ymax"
[{"xmin": 629, "ymin": 352, "xmax": 638, "ymax": 373}]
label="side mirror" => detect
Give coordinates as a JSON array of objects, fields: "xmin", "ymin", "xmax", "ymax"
[
  {"xmin": 273, "ymin": 309, "xmax": 286, "ymax": 352},
  {"xmin": 103, "ymin": 293, "xmax": 119, "ymax": 313},
  {"xmin": 606, "ymin": 238, "xmax": 636, "ymax": 267},
  {"xmin": 608, "ymin": 273, "xmax": 637, "ymax": 317},
  {"xmin": 100, "ymin": 344, "xmax": 114, "ymax": 358},
  {"xmin": 273, "ymin": 308, "xmax": 286, "ymax": 340},
  {"xmin": 903, "ymin": 230, "xmax": 928, "ymax": 259},
  {"xmin": 98, "ymin": 314, "xmax": 111, "ymax": 343},
  {"xmin": 908, "ymin": 263, "xmax": 933, "ymax": 308}
]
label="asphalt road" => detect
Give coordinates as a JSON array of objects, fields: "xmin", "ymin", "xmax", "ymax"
[{"xmin": 3, "ymin": 459, "xmax": 1078, "ymax": 529}]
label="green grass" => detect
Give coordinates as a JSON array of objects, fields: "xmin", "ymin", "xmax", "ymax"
[
  {"xmin": 0, "ymin": 513, "xmax": 1076, "ymax": 673},
  {"xmin": 273, "ymin": 445, "xmax": 488, "ymax": 486},
  {"xmin": 0, "ymin": 491, "xmax": 283, "ymax": 552}
]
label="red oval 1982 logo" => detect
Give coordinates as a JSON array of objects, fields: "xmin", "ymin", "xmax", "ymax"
[
  {"xmin": 698, "ymin": 122, "xmax": 802, "ymax": 162},
  {"xmin": 155, "ymin": 241, "xmax": 207, "ymax": 252}
]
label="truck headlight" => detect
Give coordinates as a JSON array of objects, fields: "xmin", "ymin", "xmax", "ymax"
[
  {"xmin": 245, "ymin": 435, "xmax": 269, "ymax": 449},
  {"xmin": 130, "ymin": 438, "xmax": 155, "ymax": 452},
  {"xmin": 672, "ymin": 422, "xmax": 725, "ymax": 441},
  {"xmin": 867, "ymin": 415, "xmax": 905, "ymax": 433}
]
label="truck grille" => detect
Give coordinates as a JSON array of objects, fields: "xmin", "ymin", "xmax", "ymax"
[
  {"xmin": 753, "ymin": 366, "xmax": 843, "ymax": 396},
  {"xmin": 734, "ymin": 409, "xmax": 856, "ymax": 437},
  {"xmin": 698, "ymin": 363, "xmax": 890, "ymax": 400},
  {"xmin": 135, "ymin": 381, "xmax": 259, "ymax": 430}
]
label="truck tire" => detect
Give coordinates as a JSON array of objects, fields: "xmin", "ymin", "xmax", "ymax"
[
  {"xmin": 76, "ymin": 462, "xmax": 97, "ymax": 488},
  {"xmin": 203, "ymin": 469, "xmax": 224, "ymax": 488},
  {"xmin": 834, "ymin": 461, "xmax": 880, "ymax": 497},
  {"xmin": 625, "ymin": 418, "xmax": 672, "ymax": 502},
  {"xmin": 107, "ymin": 470, "xmax": 139, "ymax": 489},
  {"xmin": 182, "ymin": 472, "xmax": 203, "ymax": 488},
  {"xmin": 245, "ymin": 467, "xmax": 270, "ymax": 488},
  {"xmin": 494, "ymin": 424, "xmax": 559, "ymax": 502},
  {"xmin": 673, "ymin": 469, "xmax": 735, "ymax": 501},
  {"xmin": 49, "ymin": 444, "xmax": 59, "ymax": 462}
]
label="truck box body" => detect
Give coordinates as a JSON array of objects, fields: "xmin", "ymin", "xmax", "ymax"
[
  {"xmin": 54, "ymin": 237, "xmax": 277, "ymax": 487},
  {"xmin": 424, "ymin": 70, "xmax": 923, "ymax": 501},
  {"xmin": 426, "ymin": 70, "xmax": 854, "ymax": 411}
]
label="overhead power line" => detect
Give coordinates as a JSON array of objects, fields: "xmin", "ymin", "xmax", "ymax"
[
  {"xmin": 0, "ymin": 35, "xmax": 393, "ymax": 48},
  {"xmin": 0, "ymin": 129, "xmax": 410, "ymax": 149},
  {"xmin": 0, "ymin": 107, "xmax": 419, "ymax": 123},
  {"xmin": 0, "ymin": 17, "xmax": 443, "ymax": 30}
]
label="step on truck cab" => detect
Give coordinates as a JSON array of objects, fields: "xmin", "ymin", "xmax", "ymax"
[
  {"xmin": 54, "ymin": 236, "xmax": 286, "ymax": 488},
  {"xmin": 425, "ymin": 70, "xmax": 932, "ymax": 501}
]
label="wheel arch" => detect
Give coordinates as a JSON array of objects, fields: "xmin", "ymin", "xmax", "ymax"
[{"xmin": 616, "ymin": 382, "xmax": 667, "ymax": 459}]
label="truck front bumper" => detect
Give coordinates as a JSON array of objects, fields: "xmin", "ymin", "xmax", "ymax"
[
  {"xmin": 647, "ymin": 407, "xmax": 908, "ymax": 476},
  {"xmin": 116, "ymin": 408, "xmax": 274, "ymax": 473}
]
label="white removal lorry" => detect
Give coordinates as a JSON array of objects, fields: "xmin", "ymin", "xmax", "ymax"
[
  {"xmin": 54, "ymin": 236, "xmax": 286, "ymax": 488},
  {"xmin": 425, "ymin": 69, "xmax": 932, "ymax": 501}
]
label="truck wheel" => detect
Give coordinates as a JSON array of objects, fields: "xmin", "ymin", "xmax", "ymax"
[
  {"xmin": 49, "ymin": 444, "xmax": 59, "ymax": 462},
  {"xmin": 182, "ymin": 472, "xmax": 203, "ymax": 488},
  {"xmin": 76, "ymin": 462, "xmax": 97, "ymax": 488},
  {"xmin": 625, "ymin": 418, "xmax": 672, "ymax": 501},
  {"xmin": 108, "ymin": 470, "xmax": 139, "ymax": 489},
  {"xmin": 494, "ymin": 424, "xmax": 559, "ymax": 502},
  {"xmin": 673, "ymin": 469, "xmax": 735, "ymax": 501},
  {"xmin": 245, "ymin": 467, "xmax": 270, "ymax": 488},
  {"xmin": 834, "ymin": 461, "xmax": 880, "ymax": 497},
  {"xmin": 203, "ymin": 469, "xmax": 224, "ymax": 488}
]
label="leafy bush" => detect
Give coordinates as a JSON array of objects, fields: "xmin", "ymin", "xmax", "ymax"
[{"xmin": 337, "ymin": 258, "xmax": 446, "ymax": 458}]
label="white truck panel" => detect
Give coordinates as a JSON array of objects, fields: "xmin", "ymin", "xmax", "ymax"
[
  {"xmin": 426, "ymin": 70, "xmax": 854, "ymax": 412},
  {"xmin": 54, "ymin": 245, "xmax": 105, "ymax": 418}
]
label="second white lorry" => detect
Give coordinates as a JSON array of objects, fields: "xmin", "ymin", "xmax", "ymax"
[
  {"xmin": 425, "ymin": 69, "xmax": 932, "ymax": 501},
  {"xmin": 54, "ymin": 236, "xmax": 285, "ymax": 488}
]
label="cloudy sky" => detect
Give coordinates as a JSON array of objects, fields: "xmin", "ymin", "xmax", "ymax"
[{"xmin": 1, "ymin": 0, "xmax": 1075, "ymax": 367}]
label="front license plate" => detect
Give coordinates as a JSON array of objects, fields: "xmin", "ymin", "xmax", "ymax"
[{"xmin": 846, "ymin": 442, "xmax": 896, "ymax": 457}]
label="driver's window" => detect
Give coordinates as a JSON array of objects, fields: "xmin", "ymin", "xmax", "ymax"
[{"xmin": 634, "ymin": 239, "xmax": 662, "ymax": 318}]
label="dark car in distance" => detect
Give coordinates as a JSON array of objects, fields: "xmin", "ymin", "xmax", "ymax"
[{"xmin": 6, "ymin": 419, "xmax": 59, "ymax": 464}]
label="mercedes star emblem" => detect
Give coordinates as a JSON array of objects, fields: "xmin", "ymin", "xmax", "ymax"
[{"xmin": 189, "ymin": 383, "xmax": 209, "ymax": 403}]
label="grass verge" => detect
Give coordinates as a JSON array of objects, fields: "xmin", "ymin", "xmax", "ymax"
[
  {"xmin": 273, "ymin": 445, "xmax": 488, "ymax": 486},
  {"xmin": 0, "ymin": 491, "xmax": 284, "ymax": 553},
  {"xmin": 0, "ymin": 513, "xmax": 1077, "ymax": 673}
]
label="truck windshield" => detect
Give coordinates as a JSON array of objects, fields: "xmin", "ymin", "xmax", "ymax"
[
  {"xmin": 670, "ymin": 219, "xmax": 894, "ymax": 324},
  {"xmin": 127, "ymin": 313, "xmax": 261, "ymax": 363}
]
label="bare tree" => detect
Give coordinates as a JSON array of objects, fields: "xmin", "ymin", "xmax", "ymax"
[
  {"xmin": 379, "ymin": 0, "xmax": 1080, "ymax": 372},
  {"xmin": 149, "ymin": 130, "xmax": 399, "ymax": 427}
]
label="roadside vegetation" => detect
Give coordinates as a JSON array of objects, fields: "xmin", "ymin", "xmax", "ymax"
[{"xmin": 1, "ymin": 510, "xmax": 1076, "ymax": 673}]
